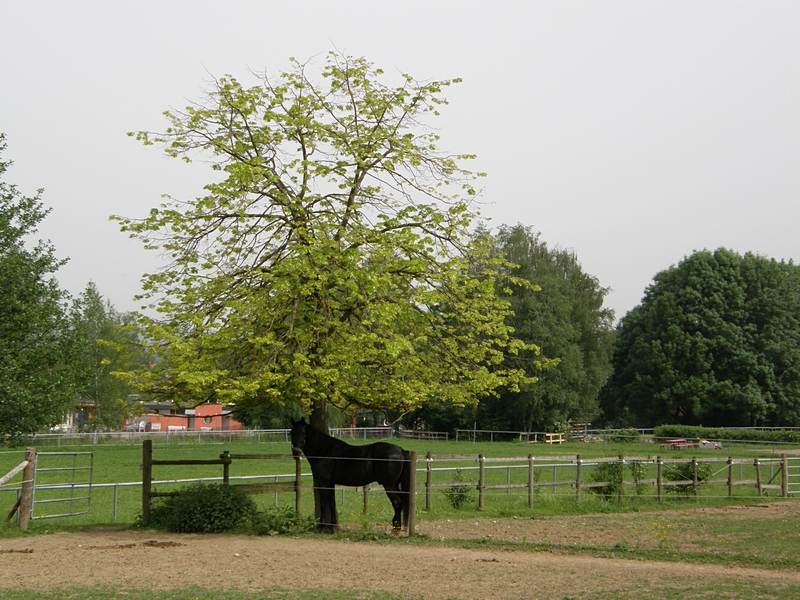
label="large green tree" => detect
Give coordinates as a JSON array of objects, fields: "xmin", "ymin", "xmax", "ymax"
[
  {"xmin": 115, "ymin": 52, "xmax": 533, "ymax": 431},
  {"xmin": 0, "ymin": 134, "xmax": 79, "ymax": 440},
  {"xmin": 600, "ymin": 248, "xmax": 800, "ymax": 427},
  {"xmin": 487, "ymin": 224, "xmax": 615, "ymax": 431},
  {"xmin": 71, "ymin": 282, "xmax": 146, "ymax": 431},
  {"xmin": 406, "ymin": 225, "xmax": 615, "ymax": 434}
]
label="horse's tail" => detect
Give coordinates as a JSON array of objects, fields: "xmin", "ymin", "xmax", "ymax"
[{"xmin": 401, "ymin": 449, "xmax": 411, "ymax": 528}]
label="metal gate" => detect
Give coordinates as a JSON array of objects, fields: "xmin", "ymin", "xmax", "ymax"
[
  {"xmin": 786, "ymin": 457, "xmax": 800, "ymax": 496},
  {"xmin": 30, "ymin": 452, "xmax": 93, "ymax": 520}
]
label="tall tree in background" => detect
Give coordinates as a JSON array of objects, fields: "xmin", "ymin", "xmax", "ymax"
[
  {"xmin": 115, "ymin": 52, "xmax": 534, "ymax": 431},
  {"xmin": 403, "ymin": 224, "xmax": 615, "ymax": 433},
  {"xmin": 71, "ymin": 282, "xmax": 145, "ymax": 431},
  {"xmin": 0, "ymin": 134, "xmax": 79, "ymax": 441},
  {"xmin": 482, "ymin": 225, "xmax": 615, "ymax": 431},
  {"xmin": 599, "ymin": 248, "xmax": 800, "ymax": 427}
]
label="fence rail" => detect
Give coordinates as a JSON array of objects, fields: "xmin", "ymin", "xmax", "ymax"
[{"xmin": 4, "ymin": 448, "xmax": 797, "ymax": 528}]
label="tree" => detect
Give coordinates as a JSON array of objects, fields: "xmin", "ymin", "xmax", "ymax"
[
  {"xmin": 115, "ymin": 52, "xmax": 534, "ymax": 431},
  {"xmin": 71, "ymin": 282, "xmax": 145, "ymax": 431},
  {"xmin": 599, "ymin": 248, "xmax": 800, "ymax": 427},
  {"xmin": 486, "ymin": 224, "xmax": 616, "ymax": 431},
  {"xmin": 0, "ymin": 134, "xmax": 79, "ymax": 441},
  {"xmin": 403, "ymin": 224, "xmax": 616, "ymax": 434}
]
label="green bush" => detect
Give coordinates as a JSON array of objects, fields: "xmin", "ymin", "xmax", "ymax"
[
  {"xmin": 589, "ymin": 459, "xmax": 650, "ymax": 500},
  {"xmin": 149, "ymin": 483, "xmax": 257, "ymax": 533},
  {"xmin": 589, "ymin": 461, "xmax": 623, "ymax": 500},
  {"xmin": 655, "ymin": 425, "xmax": 800, "ymax": 444},
  {"xmin": 665, "ymin": 461, "xmax": 712, "ymax": 495},
  {"xmin": 443, "ymin": 468, "xmax": 474, "ymax": 509}
]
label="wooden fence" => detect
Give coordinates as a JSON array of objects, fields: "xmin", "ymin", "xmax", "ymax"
[
  {"xmin": 419, "ymin": 453, "xmax": 792, "ymax": 510},
  {"xmin": 141, "ymin": 440, "xmax": 418, "ymax": 535}
]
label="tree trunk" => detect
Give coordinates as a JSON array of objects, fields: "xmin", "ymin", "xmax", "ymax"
[{"xmin": 309, "ymin": 400, "xmax": 329, "ymax": 434}]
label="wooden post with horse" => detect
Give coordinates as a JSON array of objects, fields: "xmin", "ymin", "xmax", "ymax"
[{"xmin": 290, "ymin": 417, "xmax": 416, "ymax": 535}]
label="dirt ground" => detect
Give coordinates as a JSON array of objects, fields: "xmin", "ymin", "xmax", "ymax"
[{"xmin": 2, "ymin": 503, "xmax": 800, "ymax": 599}]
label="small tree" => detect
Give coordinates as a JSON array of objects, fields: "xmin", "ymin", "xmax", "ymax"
[{"xmin": 71, "ymin": 282, "xmax": 147, "ymax": 430}]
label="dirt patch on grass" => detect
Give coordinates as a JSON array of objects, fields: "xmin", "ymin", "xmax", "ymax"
[
  {"xmin": 421, "ymin": 500, "xmax": 800, "ymax": 550},
  {"xmin": 1, "ymin": 502, "xmax": 799, "ymax": 599}
]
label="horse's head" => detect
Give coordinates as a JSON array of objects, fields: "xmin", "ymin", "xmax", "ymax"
[{"xmin": 289, "ymin": 417, "xmax": 307, "ymax": 456}]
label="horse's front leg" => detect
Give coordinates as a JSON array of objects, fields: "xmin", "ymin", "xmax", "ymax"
[{"xmin": 317, "ymin": 484, "xmax": 337, "ymax": 534}]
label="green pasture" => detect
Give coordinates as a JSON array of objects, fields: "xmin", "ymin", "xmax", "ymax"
[
  {"xmin": 1, "ymin": 436, "xmax": 797, "ymax": 533},
  {"xmin": 3, "ymin": 437, "xmax": 800, "ymax": 600}
]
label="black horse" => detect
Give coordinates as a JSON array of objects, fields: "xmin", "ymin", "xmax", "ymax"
[{"xmin": 290, "ymin": 418, "xmax": 410, "ymax": 533}]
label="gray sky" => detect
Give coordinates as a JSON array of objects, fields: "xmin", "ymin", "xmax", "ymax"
[{"xmin": 2, "ymin": 1, "xmax": 798, "ymax": 320}]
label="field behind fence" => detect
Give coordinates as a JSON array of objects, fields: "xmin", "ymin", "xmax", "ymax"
[{"xmin": 3, "ymin": 436, "xmax": 800, "ymax": 532}]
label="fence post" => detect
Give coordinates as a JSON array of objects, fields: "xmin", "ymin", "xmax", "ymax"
[
  {"xmin": 477, "ymin": 454, "xmax": 485, "ymax": 510},
  {"xmin": 528, "ymin": 454, "xmax": 534, "ymax": 509},
  {"xmin": 425, "ymin": 452, "xmax": 432, "ymax": 511},
  {"xmin": 294, "ymin": 454, "xmax": 302, "ymax": 514},
  {"xmin": 408, "ymin": 450, "xmax": 417, "ymax": 537},
  {"xmin": 142, "ymin": 440, "xmax": 152, "ymax": 525},
  {"xmin": 782, "ymin": 454, "xmax": 788, "ymax": 498},
  {"xmin": 17, "ymin": 448, "xmax": 36, "ymax": 531},
  {"xmin": 656, "ymin": 456, "xmax": 663, "ymax": 502},
  {"xmin": 363, "ymin": 485, "xmax": 370, "ymax": 514},
  {"xmin": 575, "ymin": 454, "xmax": 582, "ymax": 502},
  {"xmin": 692, "ymin": 457, "xmax": 699, "ymax": 500},
  {"xmin": 221, "ymin": 451, "xmax": 231, "ymax": 484},
  {"xmin": 727, "ymin": 457, "xmax": 734, "ymax": 497},
  {"xmin": 755, "ymin": 458, "xmax": 762, "ymax": 497},
  {"xmin": 618, "ymin": 455, "xmax": 625, "ymax": 503}
]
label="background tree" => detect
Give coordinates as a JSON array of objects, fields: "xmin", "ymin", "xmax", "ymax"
[
  {"xmin": 0, "ymin": 133, "xmax": 80, "ymax": 441},
  {"xmin": 599, "ymin": 248, "xmax": 800, "ymax": 427},
  {"xmin": 71, "ymin": 282, "xmax": 146, "ymax": 431},
  {"xmin": 485, "ymin": 224, "xmax": 615, "ymax": 431},
  {"xmin": 115, "ymin": 52, "xmax": 534, "ymax": 431},
  {"xmin": 404, "ymin": 224, "xmax": 615, "ymax": 434}
]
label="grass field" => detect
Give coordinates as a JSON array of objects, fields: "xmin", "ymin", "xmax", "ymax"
[
  {"xmin": 2, "ymin": 436, "xmax": 800, "ymax": 599},
  {"xmin": 1, "ymin": 435, "xmax": 796, "ymax": 531}
]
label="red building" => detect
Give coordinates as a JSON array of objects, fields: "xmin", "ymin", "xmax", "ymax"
[{"xmin": 131, "ymin": 402, "xmax": 245, "ymax": 432}]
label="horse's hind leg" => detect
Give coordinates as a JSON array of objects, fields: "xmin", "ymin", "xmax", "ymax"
[{"xmin": 385, "ymin": 488, "xmax": 403, "ymax": 531}]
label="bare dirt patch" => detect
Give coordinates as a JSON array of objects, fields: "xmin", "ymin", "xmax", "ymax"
[{"xmin": 1, "ymin": 503, "xmax": 799, "ymax": 599}]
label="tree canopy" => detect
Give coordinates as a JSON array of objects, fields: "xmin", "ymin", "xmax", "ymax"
[
  {"xmin": 404, "ymin": 224, "xmax": 615, "ymax": 433},
  {"xmin": 71, "ymin": 282, "xmax": 146, "ymax": 431},
  {"xmin": 600, "ymin": 248, "xmax": 800, "ymax": 428},
  {"xmin": 115, "ymin": 52, "xmax": 534, "ymax": 429},
  {"xmin": 0, "ymin": 134, "xmax": 79, "ymax": 440}
]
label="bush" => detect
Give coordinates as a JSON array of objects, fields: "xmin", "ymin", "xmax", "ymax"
[
  {"xmin": 665, "ymin": 461, "xmax": 712, "ymax": 495},
  {"xmin": 589, "ymin": 461, "xmax": 623, "ymax": 500},
  {"xmin": 149, "ymin": 483, "xmax": 257, "ymax": 533},
  {"xmin": 655, "ymin": 425, "xmax": 800, "ymax": 444},
  {"xmin": 589, "ymin": 459, "xmax": 649, "ymax": 500},
  {"xmin": 443, "ymin": 468, "xmax": 474, "ymax": 509}
]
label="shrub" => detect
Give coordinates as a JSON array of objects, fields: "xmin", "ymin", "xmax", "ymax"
[
  {"xmin": 443, "ymin": 468, "xmax": 474, "ymax": 509},
  {"xmin": 589, "ymin": 461, "xmax": 623, "ymax": 500},
  {"xmin": 665, "ymin": 460, "xmax": 712, "ymax": 495},
  {"xmin": 589, "ymin": 459, "xmax": 649, "ymax": 500},
  {"xmin": 655, "ymin": 425, "xmax": 800, "ymax": 444},
  {"xmin": 149, "ymin": 483, "xmax": 257, "ymax": 533}
]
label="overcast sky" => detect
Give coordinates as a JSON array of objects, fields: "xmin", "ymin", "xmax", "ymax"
[{"xmin": 2, "ymin": 1, "xmax": 798, "ymax": 320}]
